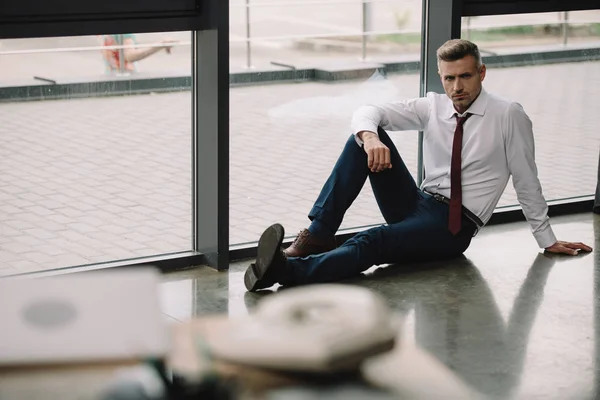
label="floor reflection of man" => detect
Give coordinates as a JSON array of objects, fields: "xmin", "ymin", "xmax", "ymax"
[{"xmin": 364, "ymin": 255, "xmax": 558, "ymax": 399}]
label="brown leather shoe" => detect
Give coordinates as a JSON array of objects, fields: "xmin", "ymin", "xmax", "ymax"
[{"xmin": 284, "ymin": 229, "xmax": 336, "ymax": 258}]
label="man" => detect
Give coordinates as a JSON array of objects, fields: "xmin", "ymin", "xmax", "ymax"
[{"xmin": 244, "ymin": 39, "xmax": 593, "ymax": 292}]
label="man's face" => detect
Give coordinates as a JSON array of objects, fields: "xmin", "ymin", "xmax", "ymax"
[{"xmin": 439, "ymin": 55, "xmax": 486, "ymax": 113}]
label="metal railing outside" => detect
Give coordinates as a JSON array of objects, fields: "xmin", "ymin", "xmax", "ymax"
[{"xmin": 1, "ymin": 2, "xmax": 599, "ymax": 73}]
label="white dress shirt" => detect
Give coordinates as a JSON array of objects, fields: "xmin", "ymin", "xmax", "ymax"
[{"xmin": 350, "ymin": 87, "xmax": 556, "ymax": 249}]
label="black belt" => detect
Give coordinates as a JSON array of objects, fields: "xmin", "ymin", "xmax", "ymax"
[{"xmin": 424, "ymin": 191, "xmax": 484, "ymax": 228}]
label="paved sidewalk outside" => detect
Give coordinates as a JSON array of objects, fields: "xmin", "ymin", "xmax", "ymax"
[{"xmin": 0, "ymin": 61, "xmax": 599, "ymax": 276}]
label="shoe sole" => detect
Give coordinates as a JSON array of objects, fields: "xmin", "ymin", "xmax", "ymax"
[{"xmin": 244, "ymin": 223, "xmax": 285, "ymax": 291}]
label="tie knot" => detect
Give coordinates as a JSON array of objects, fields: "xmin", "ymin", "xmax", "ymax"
[{"xmin": 455, "ymin": 113, "xmax": 471, "ymax": 126}]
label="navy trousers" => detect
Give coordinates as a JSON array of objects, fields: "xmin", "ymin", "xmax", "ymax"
[{"xmin": 286, "ymin": 128, "xmax": 477, "ymax": 285}]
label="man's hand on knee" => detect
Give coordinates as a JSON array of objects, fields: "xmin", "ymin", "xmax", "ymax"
[{"xmin": 359, "ymin": 131, "xmax": 392, "ymax": 173}]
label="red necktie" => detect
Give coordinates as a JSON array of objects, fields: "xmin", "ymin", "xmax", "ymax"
[{"xmin": 449, "ymin": 113, "xmax": 472, "ymax": 235}]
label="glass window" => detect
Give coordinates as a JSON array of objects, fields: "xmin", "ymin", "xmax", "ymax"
[
  {"xmin": 461, "ymin": 10, "xmax": 600, "ymax": 207},
  {"xmin": 462, "ymin": 11, "xmax": 600, "ymax": 50},
  {"xmin": 0, "ymin": 32, "xmax": 192, "ymax": 276},
  {"xmin": 229, "ymin": 0, "xmax": 423, "ymax": 246}
]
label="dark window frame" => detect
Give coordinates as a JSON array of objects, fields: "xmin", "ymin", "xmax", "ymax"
[
  {"xmin": 463, "ymin": 0, "xmax": 598, "ymax": 17},
  {"xmin": 0, "ymin": 0, "xmax": 214, "ymax": 38}
]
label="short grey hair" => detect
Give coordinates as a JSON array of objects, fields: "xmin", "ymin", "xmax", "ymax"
[{"xmin": 436, "ymin": 39, "xmax": 482, "ymax": 68}]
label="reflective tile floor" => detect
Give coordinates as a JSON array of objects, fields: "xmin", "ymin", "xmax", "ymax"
[{"xmin": 160, "ymin": 212, "xmax": 599, "ymax": 399}]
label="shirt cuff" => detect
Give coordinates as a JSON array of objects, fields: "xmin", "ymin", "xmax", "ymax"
[
  {"xmin": 353, "ymin": 132, "xmax": 365, "ymax": 147},
  {"xmin": 532, "ymin": 225, "xmax": 557, "ymax": 249},
  {"xmin": 352, "ymin": 123, "xmax": 380, "ymax": 147}
]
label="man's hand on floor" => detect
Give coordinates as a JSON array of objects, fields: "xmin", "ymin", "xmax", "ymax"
[
  {"xmin": 545, "ymin": 240, "xmax": 593, "ymax": 255},
  {"xmin": 360, "ymin": 132, "xmax": 392, "ymax": 173}
]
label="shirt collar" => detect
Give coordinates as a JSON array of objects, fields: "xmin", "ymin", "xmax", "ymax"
[{"xmin": 444, "ymin": 87, "xmax": 488, "ymax": 119}]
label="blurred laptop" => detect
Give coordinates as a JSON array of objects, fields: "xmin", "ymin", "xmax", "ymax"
[{"xmin": 0, "ymin": 267, "xmax": 169, "ymax": 368}]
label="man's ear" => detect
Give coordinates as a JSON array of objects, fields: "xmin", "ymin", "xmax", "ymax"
[{"xmin": 479, "ymin": 64, "xmax": 487, "ymax": 81}]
